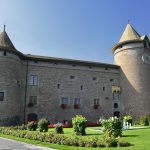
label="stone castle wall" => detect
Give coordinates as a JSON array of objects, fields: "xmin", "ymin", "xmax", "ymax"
[{"xmin": 26, "ymin": 61, "xmax": 120, "ymax": 123}]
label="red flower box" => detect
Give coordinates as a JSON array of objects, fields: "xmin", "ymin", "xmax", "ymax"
[
  {"xmin": 74, "ymin": 104, "xmax": 79, "ymax": 109},
  {"xmin": 93, "ymin": 105, "xmax": 99, "ymax": 109},
  {"xmin": 86, "ymin": 122, "xmax": 100, "ymax": 127},
  {"xmin": 48, "ymin": 124, "xmax": 73, "ymax": 128},
  {"xmin": 28, "ymin": 102, "xmax": 34, "ymax": 108},
  {"xmin": 61, "ymin": 104, "xmax": 67, "ymax": 109}
]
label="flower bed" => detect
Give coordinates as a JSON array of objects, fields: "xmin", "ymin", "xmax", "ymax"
[
  {"xmin": 48, "ymin": 124, "xmax": 72, "ymax": 128},
  {"xmin": 48, "ymin": 122, "xmax": 100, "ymax": 128},
  {"xmin": 0, "ymin": 127, "xmax": 132, "ymax": 148}
]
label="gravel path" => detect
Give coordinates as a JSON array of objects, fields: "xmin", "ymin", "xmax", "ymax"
[{"xmin": 0, "ymin": 137, "xmax": 56, "ymax": 150}]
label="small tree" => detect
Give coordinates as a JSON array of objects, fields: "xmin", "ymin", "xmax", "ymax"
[
  {"xmin": 140, "ymin": 115, "xmax": 149, "ymax": 126},
  {"xmin": 72, "ymin": 115, "xmax": 87, "ymax": 135},
  {"xmin": 102, "ymin": 117, "xmax": 122, "ymax": 139},
  {"xmin": 55, "ymin": 123, "xmax": 64, "ymax": 134},
  {"xmin": 124, "ymin": 115, "xmax": 133, "ymax": 125},
  {"xmin": 27, "ymin": 121, "xmax": 37, "ymax": 131},
  {"xmin": 38, "ymin": 118, "xmax": 48, "ymax": 132}
]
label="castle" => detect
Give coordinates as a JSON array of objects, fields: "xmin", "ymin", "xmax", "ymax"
[{"xmin": 0, "ymin": 24, "xmax": 150, "ymax": 126}]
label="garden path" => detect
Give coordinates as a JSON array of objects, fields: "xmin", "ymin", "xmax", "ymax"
[{"xmin": 0, "ymin": 137, "xmax": 56, "ymax": 150}]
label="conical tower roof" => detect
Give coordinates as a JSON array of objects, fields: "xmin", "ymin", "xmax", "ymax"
[
  {"xmin": 119, "ymin": 24, "xmax": 140, "ymax": 43},
  {"xmin": 0, "ymin": 26, "xmax": 15, "ymax": 50}
]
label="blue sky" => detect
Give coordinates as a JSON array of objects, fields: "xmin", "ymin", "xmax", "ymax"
[{"xmin": 0, "ymin": 0, "xmax": 150, "ymax": 64}]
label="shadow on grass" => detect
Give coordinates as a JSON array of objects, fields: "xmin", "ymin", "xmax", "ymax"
[
  {"xmin": 86, "ymin": 133, "xmax": 102, "ymax": 136},
  {"xmin": 123, "ymin": 134, "xmax": 138, "ymax": 137}
]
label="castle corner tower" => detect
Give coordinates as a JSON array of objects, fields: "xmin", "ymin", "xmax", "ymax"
[
  {"xmin": 113, "ymin": 24, "xmax": 150, "ymax": 118},
  {"xmin": 0, "ymin": 27, "xmax": 25, "ymax": 126}
]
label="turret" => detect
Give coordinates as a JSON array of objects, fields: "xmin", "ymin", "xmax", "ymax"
[
  {"xmin": 0, "ymin": 26, "xmax": 25, "ymax": 126},
  {"xmin": 113, "ymin": 24, "xmax": 150, "ymax": 118}
]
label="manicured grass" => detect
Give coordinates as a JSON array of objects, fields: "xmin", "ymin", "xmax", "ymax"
[{"xmin": 0, "ymin": 127, "xmax": 150, "ymax": 150}]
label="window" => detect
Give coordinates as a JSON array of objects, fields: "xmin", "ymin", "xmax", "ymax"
[
  {"xmin": 72, "ymin": 64, "xmax": 76, "ymax": 67},
  {"xmin": 29, "ymin": 75, "xmax": 38, "ymax": 85},
  {"xmin": 80, "ymin": 85, "xmax": 83, "ymax": 90},
  {"xmin": 57, "ymin": 84, "xmax": 60, "ymax": 89},
  {"xmin": 61, "ymin": 97, "xmax": 68, "ymax": 105},
  {"xmin": 34, "ymin": 60, "xmax": 38, "ymax": 63},
  {"xmin": 103, "ymin": 86, "xmax": 105, "ymax": 91},
  {"xmin": 3, "ymin": 51, "xmax": 7, "ymax": 56},
  {"xmin": 110, "ymin": 79, "xmax": 114, "ymax": 82},
  {"xmin": 94, "ymin": 99, "xmax": 99, "ymax": 105},
  {"xmin": 54, "ymin": 62, "xmax": 58, "ymax": 65},
  {"xmin": 93, "ymin": 77, "xmax": 97, "ymax": 81},
  {"xmin": 74, "ymin": 98, "xmax": 80, "ymax": 105},
  {"xmin": 70, "ymin": 75, "xmax": 75, "ymax": 79},
  {"xmin": 29, "ymin": 96, "xmax": 37, "ymax": 105},
  {"xmin": 113, "ymin": 91, "xmax": 120, "ymax": 100},
  {"xmin": 0, "ymin": 92, "xmax": 4, "ymax": 101}
]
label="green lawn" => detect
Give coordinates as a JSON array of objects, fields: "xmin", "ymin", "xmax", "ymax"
[{"xmin": 1, "ymin": 127, "xmax": 150, "ymax": 150}]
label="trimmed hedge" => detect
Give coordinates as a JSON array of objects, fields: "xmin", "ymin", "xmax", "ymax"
[{"xmin": 0, "ymin": 127, "xmax": 132, "ymax": 148}]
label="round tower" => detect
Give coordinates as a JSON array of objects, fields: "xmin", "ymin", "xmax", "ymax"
[
  {"xmin": 113, "ymin": 24, "xmax": 150, "ymax": 119},
  {"xmin": 0, "ymin": 27, "xmax": 25, "ymax": 126}
]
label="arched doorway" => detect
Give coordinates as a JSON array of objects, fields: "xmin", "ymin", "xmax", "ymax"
[
  {"xmin": 27, "ymin": 113, "xmax": 38, "ymax": 121},
  {"xmin": 114, "ymin": 111, "xmax": 120, "ymax": 118}
]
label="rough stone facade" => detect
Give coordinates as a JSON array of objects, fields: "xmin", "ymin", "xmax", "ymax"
[{"xmin": 0, "ymin": 23, "xmax": 150, "ymax": 126}]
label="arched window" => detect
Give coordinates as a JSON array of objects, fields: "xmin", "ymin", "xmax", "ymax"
[
  {"xmin": 27, "ymin": 113, "xmax": 38, "ymax": 121},
  {"xmin": 114, "ymin": 103, "xmax": 118, "ymax": 108}
]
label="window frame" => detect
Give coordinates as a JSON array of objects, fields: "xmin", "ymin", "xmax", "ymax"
[
  {"xmin": 29, "ymin": 75, "xmax": 38, "ymax": 86},
  {"xmin": 74, "ymin": 98, "xmax": 80, "ymax": 105},
  {"xmin": 29, "ymin": 96, "xmax": 37, "ymax": 105}
]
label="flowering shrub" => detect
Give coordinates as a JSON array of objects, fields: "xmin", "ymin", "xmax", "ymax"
[
  {"xmin": 54, "ymin": 123, "xmax": 64, "ymax": 134},
  {"xmin": 72, "ymin": 115, "xmax": 87, "ymax": 135},
  {"xmin": 27, "ymin": 121, "xmax": 37, "ymax": 131},
  {"xmin": 38, "ymin": 118, "xmax": 48, "ymax": 132},
  {"xmin": 124, "ymin": 115, "xmax": 133, "ymax": 125},
  {"xmin": 140, "ymin": 115, "xmax": 149, "ymax": 126},
  {"xmin": 102, "ymin": 117, "xmax": 122, "ymax": 138}
]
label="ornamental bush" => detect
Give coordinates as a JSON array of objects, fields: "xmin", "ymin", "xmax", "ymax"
[
  {"xmin": 124, "ymin": 115, "xmax": 133, "ymax": 125},
  {"xmin": 102, "ymin": 117, "xmax": 122, "ymax": 139},
  {"xmin": 55, "ymin": 123, "xmax": 64, "ymax": 134},
  {"xmin": 72, "ymin": 115, "xmax": 87, "ymax": 135},
  {"xmin": 140, "ymin": 115, "xmax": 149, "ymax": 126},
  {"xmin": 27, "ymin": 121, "xmax": 37, "ymax": 131},
  {"xmin": 38, "ymin": 118, "xmax": 48, "ymax": 132}
]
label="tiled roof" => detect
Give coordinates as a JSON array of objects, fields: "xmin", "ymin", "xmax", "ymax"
[{"xmin": 119, "ymin": 24, "xmax": 140, "ymax": 43}]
